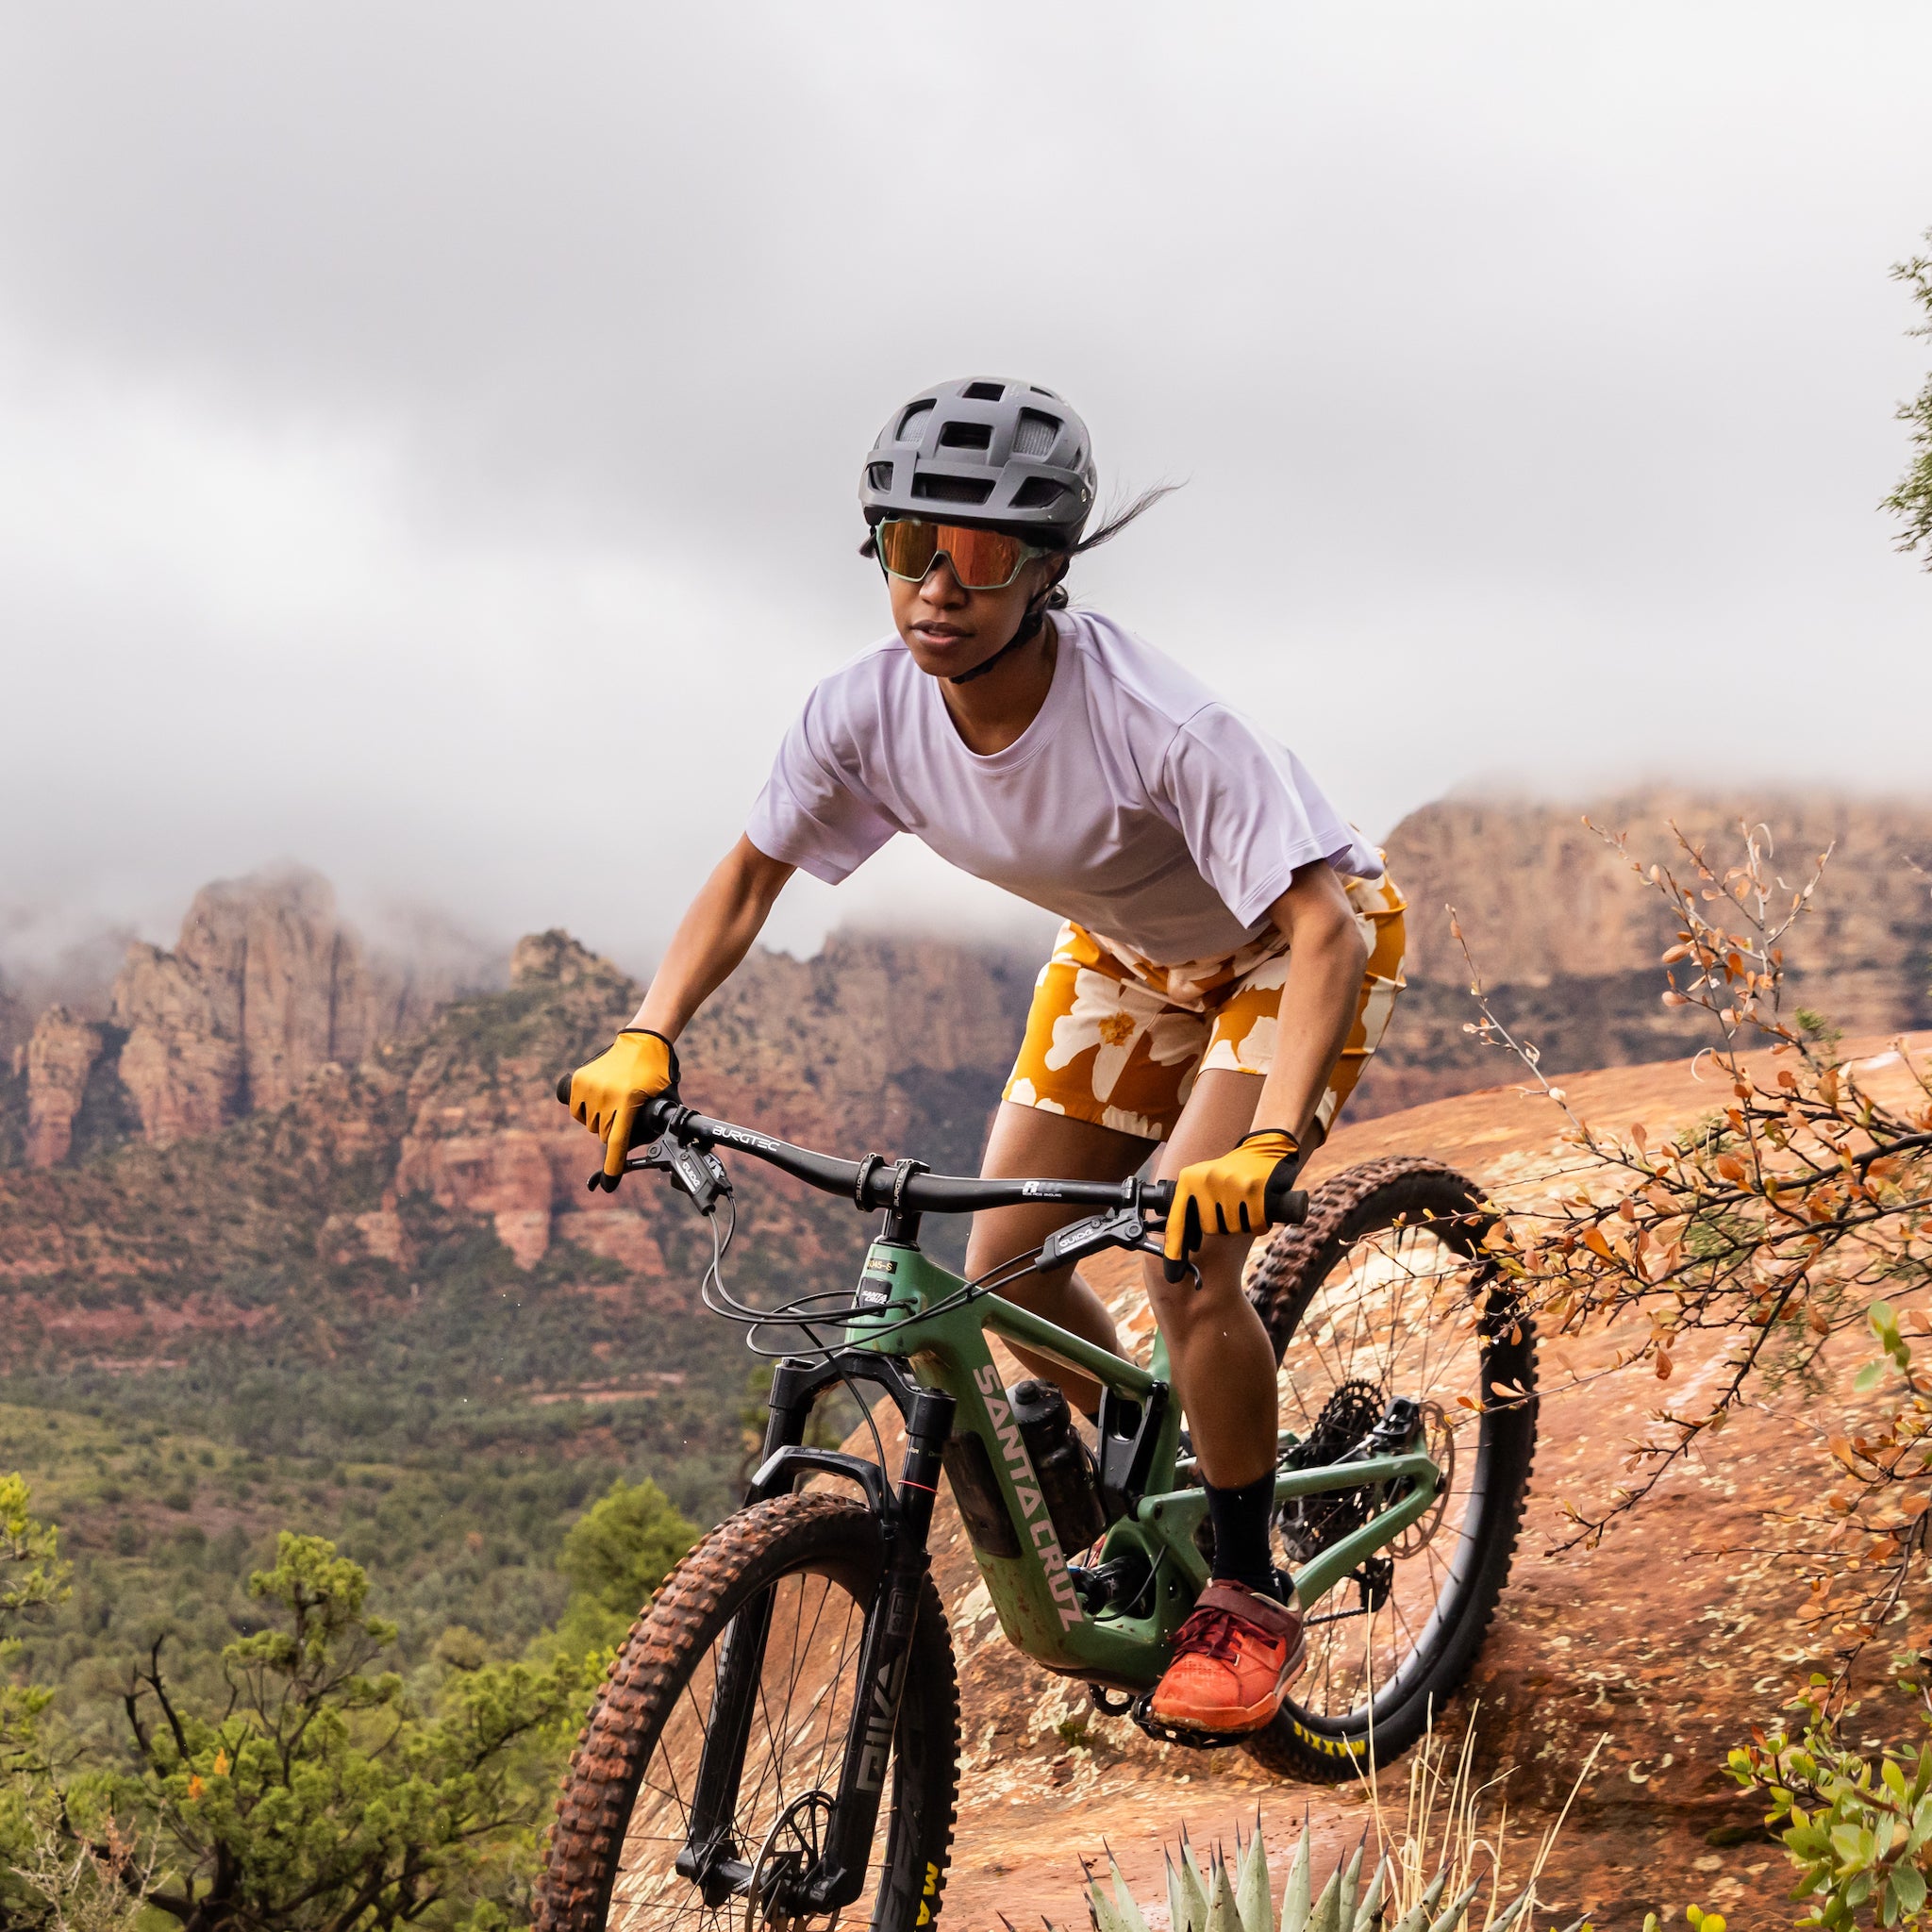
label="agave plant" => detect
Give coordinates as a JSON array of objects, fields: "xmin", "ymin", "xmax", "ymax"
[{"xmin": 1059, "ymin": 1824, "xmax": 1585, "ymax": 1932}]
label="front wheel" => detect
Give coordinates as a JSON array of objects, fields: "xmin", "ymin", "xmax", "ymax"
[
  {"xmin": 536, "ymin": 1491, "xmax": 958, "ymax": 1931},
  {"xmin": 1241, "ymin": 1157, "xmax": 1537, "ymax": 1781}
]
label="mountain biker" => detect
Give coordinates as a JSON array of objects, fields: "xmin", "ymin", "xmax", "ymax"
[{"xmin": 562, "ymin": 377, "xmax": 1405, "ymax": 1738}]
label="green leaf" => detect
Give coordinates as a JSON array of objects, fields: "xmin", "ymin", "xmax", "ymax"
[
  {"xmin": 1105, "ymin": 1851, "xmax": 1152, "ymax": 1932},
  {"xmin": 1856, "ymin": 1360, "xmax": 1887, "ymax": 1392},
  {"xmin": 1169, "ymin": 1854, "xmax": 1194, "ymax": 1932},
  {"xmin": 1349, "ymin": 1858, "xmax": 1387, "ymax": 1932},
  {"xmin": 1206, "ymin": 1857, "xmax": 1243, "ymax": 1932},
  {"xmin": 1890, "ymin": 1860, "xmax": 1927, "ymax": 1913},
  {"xmin": 1279, "ymin": 1829, "xmax": 1312, "ymax": 1932},
  {"xmin": 1307, "ymin": 1867, "xmax": 1342, "ymax": 1932},
  {"xmin": 1235, "ymin": 1827, "xmax": 1273, "ymax": 1932},
  {"xmin": 1424, "ymin": 1880, "xmax": 1482, "ymax": 1932},
  {"xmin": 1336, "ymin": 1838, "xmax": 1363, "ymax": 1931}
]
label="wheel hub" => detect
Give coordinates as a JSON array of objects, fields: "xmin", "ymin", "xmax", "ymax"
[{"xmin": 744, "ymin": 1790, "xmax": 839, "ymax": 1932}]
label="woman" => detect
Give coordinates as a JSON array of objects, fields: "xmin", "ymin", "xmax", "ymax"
[{"xmin": 563, "ymin": 377, "xmax": 1405, "ymax": 1736}]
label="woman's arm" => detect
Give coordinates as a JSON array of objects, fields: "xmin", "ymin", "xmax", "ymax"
[
  {"xmin": 629, "ymin": 835, "xmax": 796, "ymax": 1040},
  {"xmin": 1254, "ymin": 860, "xmax": 1370, "ymax": 1146}
]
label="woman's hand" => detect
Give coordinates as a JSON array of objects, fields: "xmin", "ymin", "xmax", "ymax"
[
  {"xmin": 556, "ymin": 836, "xmax": 794, "ymax": 1184},
  {"xmin": 564, "ymin": 1029, "xmax": 680, "ymax": 1183},
  {"xmin": 1164, "ymin": 1127, "xmax": 1303, "ymax": 1274}
]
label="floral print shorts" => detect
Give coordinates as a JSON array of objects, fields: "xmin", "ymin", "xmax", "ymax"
[{"xmin": 1002, "ymin": 872, "xmax": 1407, "ymax": 1143}]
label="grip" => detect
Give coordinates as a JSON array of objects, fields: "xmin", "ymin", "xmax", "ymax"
[
  {"xmin": 1264, "ymin": 1177, "xmax": 1309, "ymax": 1226},
  {"xmin": 555, "ymin": 1072, "xmax": 573, "ymax": 1106}
]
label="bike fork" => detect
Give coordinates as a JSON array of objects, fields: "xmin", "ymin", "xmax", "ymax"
[
  {"xmin": 679, "ymin": 1379, "xmax": 956, "ymax": 1920},
  {"xmin": 804, "ymin": 1385, "xmax": 954, "ymax": 1917}
]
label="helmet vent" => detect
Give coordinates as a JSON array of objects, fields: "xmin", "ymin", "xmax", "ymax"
[
  {"xmin": 912, "ymin": 474, "xmax": 995, "ymax": 506},
  {"xmin": 937, "ymin": 420, "xmax": 993, "ymax": 452},
  {"xmin": 961, "ymin": 380, "xmax": 1006, "ymax": 401},
  {"xmin": 1009, "ymin": 476, "xmax": 1064, "ymax": 511},
  {"xmin": 1013, "ymin": 409, "xmax": 1060, "ymax": 458},
  {"xmin": 866, "ymin": 461, "xmax": 894, "ymax": 491},
  {"xmin": 897, "ymin": 402, "xmax": 934, "ymax": 441}
]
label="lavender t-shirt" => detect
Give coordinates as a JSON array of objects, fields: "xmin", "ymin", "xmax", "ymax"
[{"xmin": 745, "ymin": 609, "xmax": 1381, "ymax": 965}]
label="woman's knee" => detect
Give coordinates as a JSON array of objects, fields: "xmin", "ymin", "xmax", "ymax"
[{"xmin": 1142, "ymin": 1241, "xmax": 1252, "ymax": 1337}]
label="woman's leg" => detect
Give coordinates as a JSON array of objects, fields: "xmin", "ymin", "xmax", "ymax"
[
  {"xmin": 1140, "ymin": 1068, "xmax": 1276, "ymax": 1488},
  {"xmin": 963, "ymin": 1100, "xmax": 1153, "ymax": 1413}
]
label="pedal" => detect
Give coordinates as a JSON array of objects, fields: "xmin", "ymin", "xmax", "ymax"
[{"xmin": 1126, "ymin": 1692, "xmax": 1251, "ymax": 1751}]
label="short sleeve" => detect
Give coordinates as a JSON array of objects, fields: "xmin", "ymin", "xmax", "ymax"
[
  {"xmin": 1161, "ymin": 708, "xmax": 1383, "ymax": 928},
  {"xmin": 744, "ymin": 683, "xmax": 902, "ymax": 885}
]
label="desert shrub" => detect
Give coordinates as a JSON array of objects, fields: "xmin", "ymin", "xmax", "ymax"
[
  {"xmin": 544, "ymin": 1476, "xmax": 697, "ymax": 1657},
  {"xmin": 1885, "ymin": 230, "xmax": 1932, "ymax": 568},
  {"xmin": 1457, "ymin": 817, "xmax": 1932, "ymax": 1924},
  {"xmin": 49, "ymin": 1532, "xmax": 587, "ymax": 1931}
]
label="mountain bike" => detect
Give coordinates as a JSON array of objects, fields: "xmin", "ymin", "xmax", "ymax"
[{"xmin": 534, "ymin": 1092, "xmax": 1537, "ymax": 1932}]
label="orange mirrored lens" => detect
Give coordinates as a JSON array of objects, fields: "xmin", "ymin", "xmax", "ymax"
[
  {"xmin": 875, "ymin": 519, "xmax": 940, "ymax": 579},
  {"xmin": 874, "ymin": 520, "xmax": 1030, "ymax": 589}
]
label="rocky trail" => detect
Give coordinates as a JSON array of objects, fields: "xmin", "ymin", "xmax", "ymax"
[{"xmin": 833, "ymin": 1036, "xmax": 1932, "ymax": 1931}]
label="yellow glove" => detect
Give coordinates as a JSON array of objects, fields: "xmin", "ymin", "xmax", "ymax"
[
  {"xmin": 561, "ymin": 1029, "xmax": 679, "ymax": 1184},
  {"xmin": 1163, "ymin": 1128, "xmax": 1303, "ymax": 1271}
]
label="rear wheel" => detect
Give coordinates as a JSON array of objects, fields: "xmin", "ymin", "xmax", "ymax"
[
  {"xmin": 1241, "ymin": 1158, "xmax": 1536, "ymax": 1781},
  {"xmin": 536, "ymin": 1491, "xmax": 958, "ymax": 1931}
]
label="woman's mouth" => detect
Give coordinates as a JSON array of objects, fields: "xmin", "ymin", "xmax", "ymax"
[{"xmin": 913, "ymin": 623, "xmax": 971, "ymax": 643}]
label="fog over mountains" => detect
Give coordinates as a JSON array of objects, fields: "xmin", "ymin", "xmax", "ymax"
[{"xmin": 8, "ymin": 788, "xmax": 1929, "ymax": 1179}]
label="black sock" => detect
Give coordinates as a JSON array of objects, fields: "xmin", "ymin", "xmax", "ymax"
[{"xmin": 1204, "ymin": 1474, "xmax": 1280, "ymax": 1600}]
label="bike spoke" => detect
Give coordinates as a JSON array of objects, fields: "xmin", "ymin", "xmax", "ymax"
[{"xmin": 1274, "ymin": 1210, "xmax": 1510, "ymax": 1727}]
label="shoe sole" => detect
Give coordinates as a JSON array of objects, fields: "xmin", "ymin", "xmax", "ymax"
[{"xmin": 1146, "ymin": 1633, "xmax": 1308, "ymax": 1737}]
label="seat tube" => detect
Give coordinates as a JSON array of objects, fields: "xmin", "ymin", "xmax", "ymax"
[{"xmin": 808, "ymin": 1386, "xmax": 955, "ymax": 1913}]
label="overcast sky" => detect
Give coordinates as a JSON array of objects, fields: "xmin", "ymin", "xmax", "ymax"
[{"xmin": 3, "ymin": 3, "xmax": 1928, "ymax": 978}]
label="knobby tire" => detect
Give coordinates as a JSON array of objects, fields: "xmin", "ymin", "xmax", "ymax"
[
  {"xmin": 537, "ymin": 1491, "xmax": 959, "ymax": 1932},
  {"xmin": 1241, "ymin": 1157, "xmax": 1538, "ymax": 1781}
]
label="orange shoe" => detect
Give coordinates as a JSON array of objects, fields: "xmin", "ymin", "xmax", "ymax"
[{"xmin": 1147, "ymin": 1581, "xmax": 1307, "ymax": 1735}]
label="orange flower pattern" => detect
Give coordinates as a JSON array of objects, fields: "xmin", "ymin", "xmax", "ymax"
[{"xmin": 1003, "ymin": 868, "xmax": 1406, "ymax": 1142}]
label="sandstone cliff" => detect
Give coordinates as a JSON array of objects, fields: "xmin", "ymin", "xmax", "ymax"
[
  {"xmin": 9, "ymin": 867, "xmax": 482, "ymax": 1165},
  {"xmin": 1353, "ymin": 791, "xmax": 1932, "ymax": 1116},
  {"xmin": 383, "ymin": 925, "xmax": 1032, "ymax": 1274},
  {"xmin": 24, "ymin": 1008, "xmax": 107, "ymax": 1167}
]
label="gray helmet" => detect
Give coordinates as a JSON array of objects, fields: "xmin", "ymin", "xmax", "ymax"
[{"xmin": 860, "ymin": 377, "xmax": 1098, "ymax": 550}]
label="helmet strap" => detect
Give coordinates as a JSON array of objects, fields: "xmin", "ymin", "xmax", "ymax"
[{"xmin": 947, "ymin": 565, "xmax": 1065, "ymax": 687}]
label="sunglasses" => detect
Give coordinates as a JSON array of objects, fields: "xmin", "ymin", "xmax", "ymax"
[{"xmin": 873, "ymin": 518, "xmax": 1051, "ymax": 591}]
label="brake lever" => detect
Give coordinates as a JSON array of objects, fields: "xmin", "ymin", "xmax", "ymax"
[
  {"xmin": 1034, "ymin": 1205, "xmax": 1160, "ymax": 1273},
  {"xmin": 604, "ymin": 1138, "xmax": 734, "ymax": 1216}
]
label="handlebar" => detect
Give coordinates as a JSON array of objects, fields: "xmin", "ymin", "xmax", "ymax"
[
  {"xmin": 627, "ymin": 1091, "xmax": 1174, "ymax": 1219},
  {"xmin": 554, "ymin": 1077, "xmax": 1310, "ymax": 1231}
]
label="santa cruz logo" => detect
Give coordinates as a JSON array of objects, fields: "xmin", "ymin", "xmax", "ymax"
[{"xmin": 975, "ymin": 1365, "xmax": 1084, "ymax": 1630}]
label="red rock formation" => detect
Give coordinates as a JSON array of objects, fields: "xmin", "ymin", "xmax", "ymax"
[
  {"xmin": 1353, "ymin": 791, "xmax": 1932, "ymax": 1119},
  {"xmin": 110, "ymin": 867, "xmax": 464, "ymax": 1147},
  {"xmin": 24, "ymin": 1008, "xmax": 104, "ymax": 1167},
  {"xmin": 1384, "ymin": 791, "xmax": 1932, "ymax": 1007}
]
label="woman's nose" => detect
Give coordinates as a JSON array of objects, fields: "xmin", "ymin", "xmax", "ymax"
[{"xmin": 919, "ymin": 557, "xmax": 967, "ymax": 605}]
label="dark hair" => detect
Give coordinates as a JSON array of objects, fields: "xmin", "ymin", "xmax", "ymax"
[{"xmin": 859, "ymin": 481, "xmax": 1183, "ymax": 608}]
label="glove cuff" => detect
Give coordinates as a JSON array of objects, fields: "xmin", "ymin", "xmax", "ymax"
[
  {"xmin": 1240, "ymin": 1126, "xmax": 1300, "ymax": 1154},
  {"xmin": 616, "ymin": 1027, "xmax": 682, "ymax": 1091}
]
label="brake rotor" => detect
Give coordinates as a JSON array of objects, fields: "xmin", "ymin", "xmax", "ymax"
[{"xmin": 743, "ymin": 1790, "xmax": 839, "ymax": 1932}]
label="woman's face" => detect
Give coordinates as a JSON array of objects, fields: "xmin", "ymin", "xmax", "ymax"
[{"xmin": 887, "ymin": 548, "xmax": 1064, "ymax": 681}]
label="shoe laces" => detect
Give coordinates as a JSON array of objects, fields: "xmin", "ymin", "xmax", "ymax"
[{"xmin": 1172, "ymin": 1605, "xmax": 1265, "ymax": 1664}]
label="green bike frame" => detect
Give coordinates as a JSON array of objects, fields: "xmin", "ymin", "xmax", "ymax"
[{"xmin": 842, "ymin": 1233, "xmax": 1441, "ymax": 1690}]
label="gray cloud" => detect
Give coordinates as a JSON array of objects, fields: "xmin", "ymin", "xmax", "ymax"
[{"xmin": 2, "ymin": 2, "xmax": 1928, "ymax": 977}]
